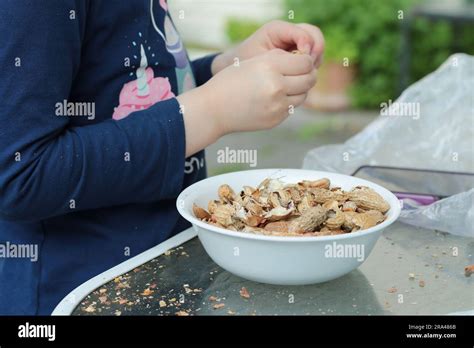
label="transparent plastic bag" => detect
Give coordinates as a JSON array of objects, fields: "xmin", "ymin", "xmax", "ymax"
[{"xmin": 303, "ymin": 54, "xmax": 474, "ymax": 237}]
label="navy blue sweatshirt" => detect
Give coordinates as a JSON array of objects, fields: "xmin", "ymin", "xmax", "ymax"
[{"xmin": 0, "ymin": 0, "xmax": 216, "ymax": 314}]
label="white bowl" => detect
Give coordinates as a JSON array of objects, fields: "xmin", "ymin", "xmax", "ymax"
[{"xmin": 176, "ymin": 169, "xmax": 400, "ymax": 285}]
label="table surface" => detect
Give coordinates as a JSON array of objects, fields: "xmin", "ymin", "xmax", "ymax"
[{"xmin": 72, "ymin": 222, "xmax": 473, "ymax": 316}]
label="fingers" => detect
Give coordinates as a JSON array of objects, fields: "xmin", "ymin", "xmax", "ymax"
[
  {"xmin": 286, "ymin": 93, "xmax": 308, "ymax": 108},
  {"xmin": 268, "ymin": 49, "xmax": 314, "ymax": 76},
  {"xmin": 284, "ymin": 70, "xmax": 316, "ymax": 96},
  {"xmin": 265, "ymin": 20, "xmax": 315, "ymax": 55},
  {"xmin": 296, "ymin": 23, "xmax": 325, "ymax": 68}
]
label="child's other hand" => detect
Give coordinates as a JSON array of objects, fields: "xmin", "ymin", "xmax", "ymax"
[{"xmin": 212, "ymin": 20, "xmax": 325, "ymax": 75}]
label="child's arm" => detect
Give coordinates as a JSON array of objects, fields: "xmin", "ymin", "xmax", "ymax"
[
  {"xmin": 179, "ymin": 49, "xmax": 316, "ymax": 157},
  {"xmin": 0, "ymin": 2, "xmax": 318, "ymax": 222}
]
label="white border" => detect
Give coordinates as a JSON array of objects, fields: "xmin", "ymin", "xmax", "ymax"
[{"xmin": 52, "ymin": 228, "xmax": 197, "ymax": 316}]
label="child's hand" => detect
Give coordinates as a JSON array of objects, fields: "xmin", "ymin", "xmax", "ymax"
[
  {"xmin": 212, "ymin": 20, "xmax": 325, "ymax": 75},
  {"xmin": 178, "ymin": 49, "xmax": 315, "ymax": 156},
  {"xmin": 206, "ymin": 49, "xmax": 315, "ymax": 133}
]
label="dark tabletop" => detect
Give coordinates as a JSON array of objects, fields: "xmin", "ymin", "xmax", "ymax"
[{"xmin": 72, "ymin": 222, "xmax": 474, "ymax": 316}]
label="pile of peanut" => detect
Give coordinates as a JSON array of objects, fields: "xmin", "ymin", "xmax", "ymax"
[{"xmin": 193, "ymin": 178, "xmax": 390, "ymax": 237}]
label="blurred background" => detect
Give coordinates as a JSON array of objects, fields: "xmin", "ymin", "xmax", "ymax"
[{"xmin": 169, "ymin": 0, "xmax": 474, "ymax": 174}]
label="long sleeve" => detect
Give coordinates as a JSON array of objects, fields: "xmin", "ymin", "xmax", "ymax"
[{"xmin": 0, "ymin": 0, "xmax": 186, "ymax": 221}]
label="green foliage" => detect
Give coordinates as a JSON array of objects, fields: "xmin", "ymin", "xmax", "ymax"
[
  {"xmin": 225, "ymin": 1, "xmax": 474, "ymax": 108},
  {"xmin": 226, "ymin": 18, "xmax": 261, "ymax": 43},
  {"xmin": 324, "ymin": 26, "xmax": 359, "ymax": 63}
]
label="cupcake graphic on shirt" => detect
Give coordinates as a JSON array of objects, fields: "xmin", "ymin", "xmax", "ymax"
[{"xmin": 113, "ymin": 44, "xmax": 175, "ymax": 120}]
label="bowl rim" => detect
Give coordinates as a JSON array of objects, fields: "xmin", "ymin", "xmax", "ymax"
[{"xmin": 176, "ymin": 168, "xmax": 401, "ymax": 243}]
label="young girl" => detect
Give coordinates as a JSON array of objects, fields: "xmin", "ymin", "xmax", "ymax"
[{"xmin": 0, "ymin": 0, "xmax": 323, "ymax": 314}]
